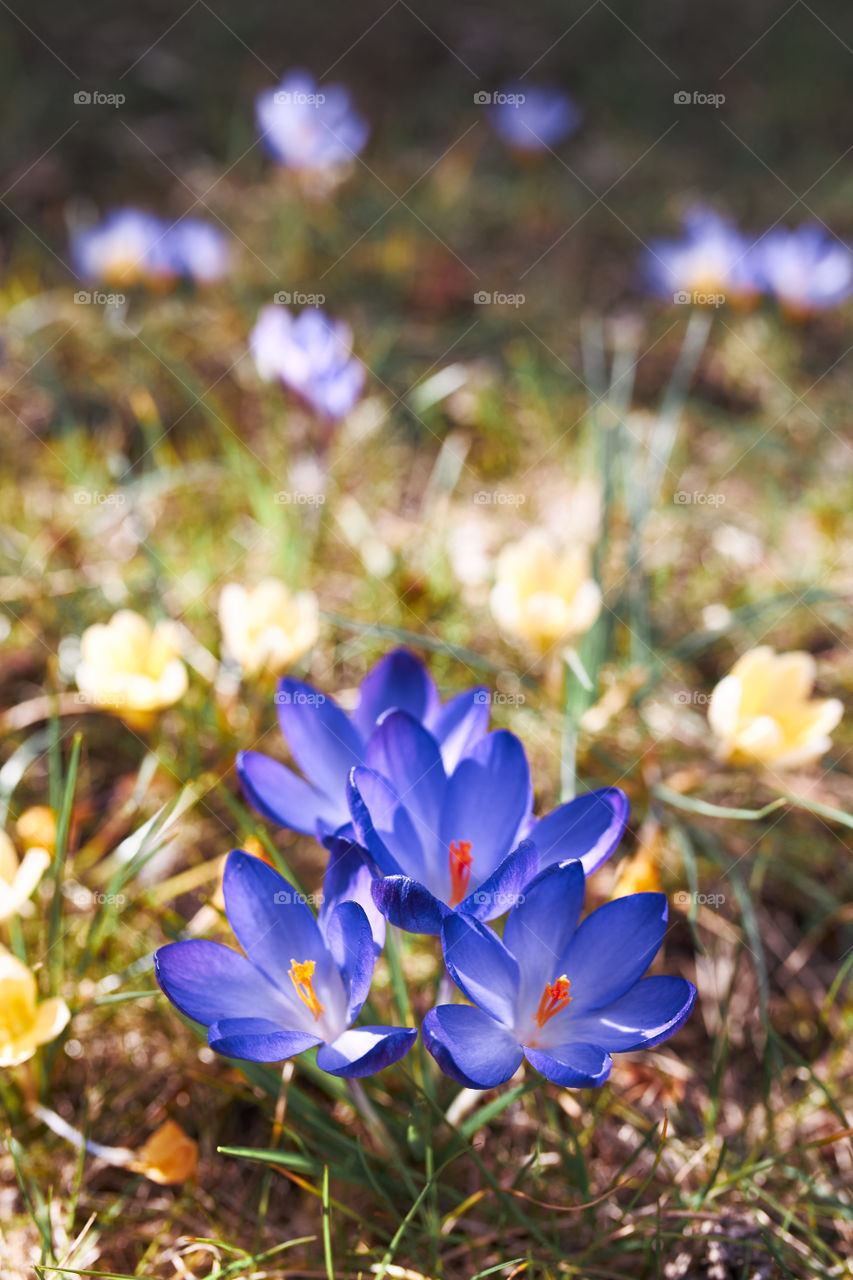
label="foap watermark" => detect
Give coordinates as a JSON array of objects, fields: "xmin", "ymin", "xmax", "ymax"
[
  {"xmin": 275, "ymin": 491, "xmax": 326, "ymax": 506},
  {"xmin": 673, "ymin": 90, "xmax": 725, "ymax": 108},
  {"xmin": 74, "ymin": 89, "xmax": 125, "ymax": 107},
  {"xmin": 66, "ymin": 882, "xmax": 127, "ymax": 909},
  {"xmin": 275, "ymin": 689, "xmax": 326, "ymax": 707},
  {"xmin": 473, "ymin": 491, "xmax": 526, "ymax": 506},
  {"xmin": 474, "ymin": 290, "xmax": 525, "ymax": 307},
  {"xmin": 274, "ymin": 89, "xmax": 325, "ymax": 106},
  {"xmin": 473, "ymin": 91, "xmax": 525, "ymax": 106},
  {"xmin": 675, "ymin": 690, "xmax": 711, "ymax": 706},
  {"xmin": 471, "ymin": 890, "xmax": 526, "ymax": 908},
  {"xmin": 273, "ymin": 890, "xmax": 324, "ymax": 905},
  {"xmin": 674, "ymin": 289, "xmax": 725, "ymax": 307},
  {"xmin": 74, "ymin": 690, "xmax": 125, "ymax": 708},
  {"xmin": 73, "ymin": 489, "xmax": 126, "ymax": 506},
  {"xmin": 674, "ymin": 491, "xmax": 726, "ymax": 506},
  {"xmin": 74, "ymin": 290, "xmax": 126, "ymax": 308},
  {"xmin": 274, "ymin": 290, "xmax": 325, "ymax": 306},
  {"xmin": 674, "ymin": 890, "xmax": 726, "ymax": 909}
]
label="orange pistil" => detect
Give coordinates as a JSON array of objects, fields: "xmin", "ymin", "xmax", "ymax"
[
  {"xmin": 288, "ymin": 959, "xmax": 325, "ymax": 1021},
  {"xmin": 534, "ymin": 975, "xmax": 572, "ymax": 1028},
  {"xmin": 448, "ymin": 840, "xmax": 473, "ymax": 906}
]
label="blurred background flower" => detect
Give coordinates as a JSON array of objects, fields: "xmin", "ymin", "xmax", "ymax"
[
  {"xmin": 752, "ymin": 224, "xmax": 853, "ymax": 316},
  {"xmin": 0, "ymin": 951, "xmax": 69, "ymax": 1067},
  {"xmin": 256, "ymin": 69, "xmax": 369, "ymax": 173},
  {"xmin": 219, "ymin": 579, "xmax": 319, "ymax": 677},
  {"xmin": 708, "ymin": 646, "xmax": 843, "ymax": 769},
  {"xmin": 75, "ymin": 610, "xmax": 189, "ymax": 730},
  {"xmin": 249, "ymin": 305, "xmax": 366, "ymax": 420},
  {"xmin": 71, "ymin": 208, "xmax": 175, "ymax": 287},
  {"xmin": 0, "ymin": 830, "xmax": 50, "ymax": 922},
  {"xmin": 489, "ymin": 84, "xmax": 581, "ymax": 153},
  {"xmin": 645, "ymin": 205, "xmax": 759, "ymax": 305},
  {"xmin": 490, "ymin": 530, "xmax": 601, "ymax": 657}
]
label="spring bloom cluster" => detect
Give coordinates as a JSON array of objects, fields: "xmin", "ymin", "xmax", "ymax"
[
  {"xmin": 250, "ymin": 305, "xmax": 366, "ymax": 420},
  {"xmin": 709, "ymin": 647, "xmax": 842, "ymax": 770},
  {"xmin": 72, "ymin": 209, "xmax": 230, "ymax": 287},
  {"xmin": 219, "ymin": 580, "xmax": 319, "ymax": 678},
  {"xmin": 158, "ymin": 649, "xmax": 695, "ymax": 1089},
  {"xmin": 646, "ymin": 205, "xmax": 853, "ymax": 313},
  {"xmin": 490, "ymin": 530, "xmax": 601, "ymax": 657},
  {"xmin": 76, "ymin": 610, "xmax": 188, "ymax": 730}
]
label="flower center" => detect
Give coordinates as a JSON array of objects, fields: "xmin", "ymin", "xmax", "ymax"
[
  {"xmin": 534, "ymin": 975, "xmax": 572, "ymax": 1028},
  {"xmin": 288, "ymin": 959, "xmax": 325, "ymax": 1021},
  {"xmin": 448, "ymin": 840, "xmax": 473, "ymax": 906}
]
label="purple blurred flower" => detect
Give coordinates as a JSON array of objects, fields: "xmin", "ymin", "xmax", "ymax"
[
  {"xmin": 71, "ymin": 208, "xmax": 175, "ymax": 286},
  {"xmin": 347, "ymin": 711, "xmax": 627, "ymax": 934},
  {"xmin": 256, "ymin": 69, "xmax": 369, "ymax": 172},
  {"xmin": 165, "ymin": 219, "xmax": 231, "ymax": 284},
  {"xmin": 752, "ymin": 223, "xmax": 853, "ymax": 315},
  {"xmin": 489, "ymin": 84, "xmax": 581, "ymax": 152},
  {"xmin": 237, "ymin": 648, "xmax": 490, "ymax": 840},
  {"xmin": 645, "ymin": 205, "xmax": 759, "ymax": 304},
  {"xmin": 155, "ymin": 850, "xmax": 415, "ymax": 1075},
  {"xmin": 249, "ymin": 304, "xmax": 366, "ymax": 419},
  {"xmin": 423, "ymin": 861, "xmax": 696, "ymax": 1088}
]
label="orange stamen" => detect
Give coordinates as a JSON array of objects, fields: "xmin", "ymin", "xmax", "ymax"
[
  {"xmin": 288, "ymin": 959, "xmax": 325, "ymax": 1021},
  {"xmin": 534, "ymin": 975, "xmax": 572, "ymax": 1028},
  {"xmin": 448, "ymin": 840, "xmax": 473, "ymax": 906}
]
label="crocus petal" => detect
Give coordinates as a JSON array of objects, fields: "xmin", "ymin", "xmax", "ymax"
[
  {"xmin": 439, "ymin": 731, "xmax": 533, "ymax": 878},
  {"xmin": 350, "ymin": 648, "xmax": 439, "ymax": 737},
  {"xmin": 365, "ymin": 711, "xmax": 446, "ymax": 843},
  {"xmin": 371, "ymin": 875, "xmax": 447, "ymax": 935},
  {"xmin": 557, "ymin": 893, "xmax": 670, "ymax": 1010},
  {"xmin": 459, "ymin": 839, "xmax": 539, "ymax": 923},
  {"xmin": 321, "ymin": 901, "xmax": 375, "ymax": 1022},
  {"xmin": 441, "ymin": 913, "xmax": 520, "ymax": 1025},
  {"xmin": 276, "ymin": 678, "xmax": 365, "ymax": 799},
  {"xmin": 347, "ymin": 768, "xmax": 424, "ymax": 880},
  {"xmin": 429, "ymin": 688, "xmax": 491, "ymax": 772},
  {"xmin": 529, "ymin": 787, "xmax": 629, "ymax": 875},
  {"xmin": 208, "ymin": 1017, "xmax": 322, "ymax": 1062},
  {"xmin": 154, "ymin": 939, "xmax": 290, "ymax": 1027},
  {"xmin": 223, "ymin": 851, "xmax": 332, "ymax": 1000},
  {"xmin": 423, "ymin": 1005, "xmax": 523, "ymax": 1089},
  {"xmin": 315, "ymin": 1025, "xmax": 417, "ymax": 1077},
  {"xmin": 524, "ymin": 1041, "xmax": 612, "ymax": 1088},
  {"xmin": 567, "ymin": 976, "xmax": 697, "ymax": 1052},
  {"xmin": 320, "ymin": 835, "xmax": 386, "ymax": 953},
  {"xmin": 236, "ymin": 750, "xmax": 345, "ymax": 836},
  {"xmin": 502, "ymin": 860, "xmax": 585, "ymax": 1016}
]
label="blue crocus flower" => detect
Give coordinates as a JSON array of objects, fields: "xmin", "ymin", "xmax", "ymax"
[
  {"xmin": 645, "ymin": 205, "xmax": 759, "ymax": 305},
  {"xmin": 489, "ymin": 84, "xmax": 581, "ymax": 152},
  {"xmin": 256, "ymin": 69, "xmax": 369, "ymax": 172},
  {"xmin": 249, "ymin": 304, "xmax": 366, "ymax": 420},
  {"xmin": 71, "ymin": 208, "xmax": 176, "ymax": 287},
  {"xmin": 155, "ymin": 850, "xmax": 415, "ymax": 1075},
  {"xmin": 423, "ymin": 861, "xmax": 696, "ymax": 1088},
  {"xmin": 237, "ymin": 648, "xmax": 490, "ymax": 841},
  {"xmin": 347, "ymin": 711, "xmax": 627, "ymax": 934},
  {"xmin": 751, "ymin": 223, "xmax": 853, "ymax": 315}
]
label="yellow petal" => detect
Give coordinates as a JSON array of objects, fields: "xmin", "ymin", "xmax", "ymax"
[{"xmin": 132, "ymin": 1119, "xmax": 198, "ymax": 1184}]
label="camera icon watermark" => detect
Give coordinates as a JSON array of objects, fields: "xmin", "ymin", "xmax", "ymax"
[
  {"xmin": 675, "ymin": 690, "xmax": 711, "ymax": 706},
  {"xmin": 274, "ymin": 491, "xmax": 326, "ymax": 506},
  {"xmin": 474, "ymin": 91, "xmax": 525, "ymax": 107},
  {"xmin": 273, "ymin": 890, "xmax": 324, "ymax": 905},
  {"xmin": 274, "ymin": 290, "xmax": 325, "ymax": 307},
  {"xmin": 65, "ymin": 882, "xmax": 127, "ymax": 909},
  {"xmin": 274, "ymin": 90, "xmax": 326, "ymax": 106},
  {"xmin": 673, "ymin": 90, "xmax": 725, "ymax": 108},
  {"xmin": 674, "ymin": 890, "xmax": 726, "ymax": 909},
  {"xmin": 74, "ymin": 89, "xmax": 126, "ymax": 107},
  {"xmin": 673, "ymin": 289, "xmax": 725, "ymax": 308},
  {"xmin": 473, "ymin": 491, "xmax": 526, "ymax": 506},
  {"xmin": 471, "ymin": 889, "xmax": 526, "ymax": 907},
  {"xmin": 473, "ymin": 290, "xmax": 525, "ymax": 307},
  {"xmin": 275, "ymin": 690, "xmax": 326, "ymax": 706},
  {"xmin": 674, "ymin": 491, "xmax": 726, "ymax": 506},
  {"xmin": 74, "ymin": 290, "xmax": 126, "ymax": 308},
  {"xmin": 73, "ymin": 489, "xmax": 126, "ymax": 506}
]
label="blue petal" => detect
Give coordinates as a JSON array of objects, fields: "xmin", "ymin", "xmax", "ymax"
[
  {"xmin": 347, "ymin": 767, "xmax": 425, "ymax": 881},
  {"xmin": 501, "ymin": 860, "xmax": 586, "ymax": 1018},
  {"xmin": 459, "ymin": 839, "xmax": 539, "ymax": 922},
  {"xmin": 365, "ymin": 711, "xmax": 446, "ymax": 846},
  {"xmin": 439, "ymin": 731, "xmax": 533, "ymax": 879},
  {"xmin": 371, "ymin": 875, "xmax": 447, "ymax": 935},
  {"xmin": 423, "ymin": 1005, "xmax": 523, "ymax": 1089},
  {"xmin": 321, "ymin": 901, "xmax": 375, "ymax": 1022},
  {"xmin": 529, "ymin": 787, "xmax": 629, "ymax": 875},
  {"xmin": 155, "ymin": 939, "xmax": 290, "ymax": 1027},
  {"xmin": 441, "ymin": 913, "xmax": 520, "ymax": 1025},
  {"xmin": 236, "ymin": 750, "xmax": 346, "ymax": 836},
  {"xmin": 557, "ymin": 893, "xmax": 670, "ymax": 1011},
  {"xmin": 524, "ymin": 1041, "xmax": 612, "ymax": 1088},
  {"xmin": 276, "ymin": 677, "xmax": 365, "ymax": 799},
  {"xmin": 208, "ymin": 1017, "xmax": 322, "ymax": 1063},
  {"xmin": 320, "ymin": 835, "xmax": 386, "ymax": 954},
  {"xmin": 568, "ymin": 976, "xmax": 696, "ymax": 1051},
  {"xmin": 429, "ymin": 688, "xmax": 490, "ymax": 773},
  {"xmin": 315, "ymin": 1025, "xmax": 418, "ymax": 1077},
  {"xmin": 350, "ymin": 649, "xmax": 439, "ymax": 738},
  {"xmin": 222, "ymin": 851, "xmax": 332, "ymax": 1004}
]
